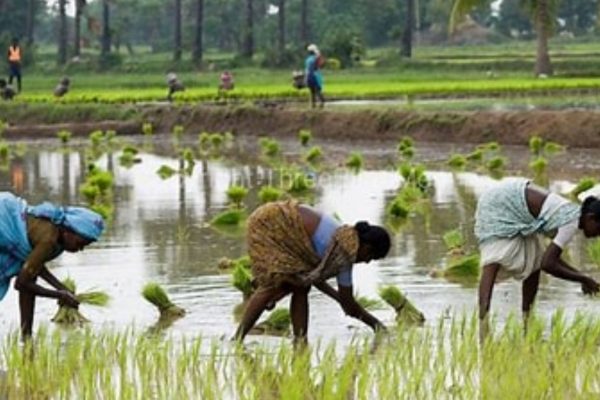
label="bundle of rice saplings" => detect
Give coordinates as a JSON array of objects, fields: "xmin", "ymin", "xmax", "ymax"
[
  {"xmin": 378, "ymin": 286, "xmax": 425, "ymax": 326},
  {"xmin": 51, "ymin": 277, "xmax": 110, "ymax": 325},
  {"xmin": 142, "ymin": 282, "xmax": 186, "ymax": 319}
]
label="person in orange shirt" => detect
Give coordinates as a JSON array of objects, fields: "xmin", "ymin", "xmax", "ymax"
[{"xmin": 7, "ymin": 37, "xmax": 22, "ymax": 93}]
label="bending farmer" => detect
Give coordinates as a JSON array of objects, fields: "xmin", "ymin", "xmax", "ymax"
[
  {"xmin": 234, "ymin": 200, "xmax": 390, "ymax": 342},
  {"xmin": 476, "ymin": 179, "xmax": 600, "ymax": 325},
  {"xmin": 0, "ymin": 193, "xmax": 104, "ymax": 339},
  {"xmin": 305, "ymin": 44, "xmax": 325, "ymax": 108}
]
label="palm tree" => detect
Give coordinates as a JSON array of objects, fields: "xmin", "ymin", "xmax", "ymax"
[
  {"xmin": 277, "ymin": 0, "xmax": 285, "ymax": 55},
  {"xmin": 174, "ymin": 0, "xmax": 182, "ymax": 62},
  {"xmin": 300, "ymin": 0, "xmax": 308, "ymax": 45},
  {"xmin": 58, "ymin": 0, "xmax": 68, "ymax": 65},
  {"xmin": 192, "ymin": 0, "xmax": 204, "ymax": 64},
  {"xmin": 25, "ymin": 0, "xmax": 35, "ymax": 45},
  {"xmin": 101, "ymin": 0, "xmax": 111, "ymax": 56},
  {"xmin": 241, "ymin": 0, "xmax": 254, "ymax": 58},
  {"xmin": 450, "ymin": 0, "xmax": 558, "ymax": 76},
  {"xmin": 401, "ymin": 0, "xmax": 415, "ymax": 58},
  {"xmin": 74, "ymin": 0, "xmax": 86, "ymax": 57}
]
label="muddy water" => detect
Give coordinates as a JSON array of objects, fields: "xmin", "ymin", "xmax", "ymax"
[{"xmin": 0, "ymin": 137, "xmax": 599, "ymax": 344}]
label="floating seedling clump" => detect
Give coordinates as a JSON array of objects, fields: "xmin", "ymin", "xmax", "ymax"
[
  {"xmin": 571, "ymin": 177, "xmax": 597, "ymax": 200},
  {"xmin": 226, "ymin": 185, "xmax": 248, "ymax": 208},
  {"xmin": 56, "ymin": 129, "xmax": 72, "ymax": 144},
  {"xmin": 447, "ymin": 154, "xmax": 467, "ymax": 170},
  {"xmin": 231, "ymin": 261, "xmax": 254, "ymax": 301},
  {"xmin": 258, "ymin": 185, "xmax": 284, "ymax": 204},
  {"xmin": 259, "ymin": 137, "xmax": 281, "ymax": 158},
  {"xmin": 298, "ymin": 129, "xmax": 312, "ymax": 147},
  {"xmin": 346, "ymin": 151, "xmax": 363, "ymax": 171},
  {"xmin": 211, "ymin": 209, "xmax": 244, "ymax": 226},
  {"xmin": 142, "ymin": 282, "xmax": 186, "ymax": 319},
  {"xmin": 304, "ymin": 146, "xmax": 323, "ymax": 165},
  {"xmin": 156, "ymin": 165, "xmax": 177, "ymax": 180},
  {"xmin": 142, "ymin": 122, "xmax": 154, "ymax": 135}
]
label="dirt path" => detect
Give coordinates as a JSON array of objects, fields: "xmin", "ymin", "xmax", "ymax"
[{"xmin": 3, "ymin": 104, "xmax": 600, "ymax": 148}]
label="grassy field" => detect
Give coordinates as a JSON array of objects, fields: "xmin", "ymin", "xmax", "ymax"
[{"xmin": 4, "ymin": 39, "xmax": 600, "ymax": 104}]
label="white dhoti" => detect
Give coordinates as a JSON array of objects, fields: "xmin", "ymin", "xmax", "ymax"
[{"xmin": 480, "ymin": 234, "xmax": 545, "ymax": 281}]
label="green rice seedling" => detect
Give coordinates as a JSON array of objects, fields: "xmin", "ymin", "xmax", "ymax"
[
  {"xmin": 259, "ymin": 137, "xmax": 281, "ymax": 158},
  {"xmin": 378, "ymin": 285, "xmax": 425, "ymax": 325},
  {"xmin": 346, "ymin": 152, "xmax": 363, "ymax": 171},
  {"xmin": 142, "ymin": 122, "xmax": 154, "ymax": 135},
  {"xmin": 298, "ymin": 129, "xmax": 312, "ymax": 147},
  {"xmin": 90, "ymin": 203, "xmax": 114, "ymax": 220},
  {"xmin": 118, "ymin": 151, "xmax": 141, "ymax": 168},
  {"xmin": 156, "ymin": 165, "xmax": 177, "ymax": 179},
  {"xmin": 387, "ymin": 197, "xmax": 410, "ymax": 219},
  {"xmin": 529, "ymin": 156, "xmax": 548, "ymax": 176},
  {"xmin": 258, "ymin": 185, "xmax": 283, "ymax": 204},
  {"xmin": 447, "ymin": 154, "xmax": 467, "ymax": 169},
  {"xmin": 253, "ymin": 308, "xmax": 291, "ymax": 335},
  {"xmin": 466, "ymin": 149, "xmax": 483, "ymax": 163},
  {"xmin": 304, "ymin": 146, "xmax": 322, "ymax": 164},
  {"xmin": 543, "ymin": 141, "xmax": 564, "ymax": 156},
  {"xmin": 89, "ymin": 130, "xmax": 104, "ymax": 147},
  {"xmin": 211, "ymin": 209, "xmax": 244, "ymax": 226},
  {"xmin": 443, "ymin": 229, "xmax": 465, "ymax": 253},
  {"xmin": 172, "ymin": 125, "xmax": 184, "ymax": 139},
  {"xmin": 442, "ymin": 253, "xmax": 480, "ymax": 282},
  {"xmin": 571, "ymin": 177, "xmax": 597, "ymax": 199},
  {"xmin": 56, "ymin": 129, "xmax": 72, "ymax": 144},
  {"xmin": 287, "ymin": 172, "xmax": 313, "ymax": 193},
  {"xmin": 231, "ymin": 261, "xmax": 254, "ymax": 300},
  {"xmin": 356, "ymin": 296, "xmax": 383, "ymax": 311},
  {"xmin": 181, "ymin": 147, "xmax": 196, "ymax": 174},
  {"xmin": 0, "ymin": 142, "xmax": 10, "ymax": 162},
  {"xmin": 0, "ymin": 120, "xmax": 6, "ymax": 136},
  {"xmin": 218, "ymin": 255, "xmax": 251, "ymax": 270},
  {"xmin": 80, "ymin": 182, "xmax": 100, "ymax": 203},
  {"xmin": 142, "ymin": 282, "xmax": 186, "ymax": 319},
  {"xmin": 122, "ymin": 145, "xmax": 139, "ymax": 155},
  {"xmin": 226, "ymin": 185, "xmax": 248, "ymax": 208},
  {"xmin": 198, "ymin": 132, "xmax": 211, "ymax": 149},
  {"xmin": 480, "ymin": 141, "xmax": 501, "ymax": 153},
  {"xmin": 51, "ymin": 277, "xmax": 110, "ymax": 325},
  {"xmin": 87, "ymin": 169, "xmax": 113, "ymax": 193},
  {"xmin": 586, "ymin": 239, "xmax": 600, "ymax": 269},
  {"xmin": 398, "ymin": 137, "xmax": 415, "ymax": 160},
  {"xmin": 485, "ymin": 156, "xmax": 505, "ymax": 173},
  {"xmin": 210, "ymin": 133, "xmax": 224, "ymax": 149},
  {"xmin": 529, "ymin": 135, "xmax": 544, "ymax": 156}
]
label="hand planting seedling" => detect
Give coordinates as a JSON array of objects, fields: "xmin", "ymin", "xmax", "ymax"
[
  {"xmin": 379, "ymin": 286, "xmax": 425, "ymax": 325},
  {"xmin": 51, "ymin": 277, "xmax": 110, "ymax": 325}
]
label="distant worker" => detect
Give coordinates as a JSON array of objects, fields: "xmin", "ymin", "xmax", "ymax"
[
  {"xmin": 7, "ymin": 37, "xmax": 22, "ymax": 93},
  {"xmin": 218, "ymin": 70, "xmax": 235, "ymax": 93},
  {"xmin": 304, "ymin": 44, "xmax": 325, "ymax": 108},
  {"xmin": 166, "ymin": 72, "xmax": 185, "ymax": 102},
  {"xmin": 0, "ymin": 79, "xmax": 16, "ymax": 100},
  {"xmin": 53, "ymin": 76, "xmax": 70, "ymax": 98}
]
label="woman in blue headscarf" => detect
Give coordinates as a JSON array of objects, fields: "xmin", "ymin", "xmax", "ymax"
[
  {"xmin": 305, "ymin": 44, "xmax": 325, "ymax": 108},
  {"xmin": 0, "ymin": 192, "xmax": 104, "ymax": 339}
]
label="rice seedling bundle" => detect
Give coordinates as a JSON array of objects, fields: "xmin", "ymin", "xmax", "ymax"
[
  {"xmin": 142, "ymin": 122, "xmax": 153, "ymax": 135},
  {"xmin": 211, "ymin": 209, "xmax": 244, "ymax": 226},
  {"xmin": 231, "ymin": 262, "xmax": 254, "ymax": 300},
  {"xmin": 254, "ymin": 308, "xmax": 291, "ymax": 335},
  {"xmin": 345, "ymin": 152, "xmax": 363, "ymax": 171},
  {"xmin": 226, "ymin": 185, "xmax": 248, "ymax": 208},
  {"xmin": 447, "ymin": 154, "xmax": 467, "ymax": 169},
  {"xmin": 156, "ymin": 165, "xmax": 177, "ymax": 179},
  {"xmin": 443, "ymin": 253, "xmax": 480, "ymax": 281},
  {"xmin": 356, "ymin": 296, "xmax": 383, "ymax": 311},
  {"xmin": 571, "ymin": 177, "xmax": 597, "ymax": 199},
  {"xmin": 443, "ymin": 229, "xmax": 465, "ymax": 253},
  {"xmin": 298, "ymin": 129, "xmax": 312, "ymax": 146},
  {"xmin": 259, "ymin": 137, "xmax": 281, "ymax": 158},
  {"xmin": 56, "ymin": 129, "xmax": 72, "ymax": 144},
  {"xmin": 258, "ymin": 185, "xmax": 284, "ymax": 204},
  {"xmin": 304, "ymin": 146, "xmax": 323, "ymax": 164},
  {"xmin": 378, "ymin": 286, "xmax": 425, "ymax": 325},
  {"xmin": 387, "ymin": 197, "xmax": 410, "ymax": 219},
  {"xmin": 586, "ymin": 239, "xmax": 600, "ymax": 269},
  {"xmin": 51, "ymin": 277, "xmax": 110, "ymax": 325},
  {"xmin": 142, "ymin": 282, "xmax": 185, "ymax": 318}
]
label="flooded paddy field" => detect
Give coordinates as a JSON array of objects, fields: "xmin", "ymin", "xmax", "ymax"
[{"xmin": 0, "ymin": 134, "xmax": 598, "ymax": 343}]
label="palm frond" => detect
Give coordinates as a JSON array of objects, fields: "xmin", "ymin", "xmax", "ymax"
[{"xmin": 449, "ymin": 0, "xmax": 489, "ymax": 33}]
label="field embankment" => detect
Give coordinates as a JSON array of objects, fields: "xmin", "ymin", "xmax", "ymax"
[{"xmin": 2, "ymin": 102, "xmax": 600, "ymax": 148}]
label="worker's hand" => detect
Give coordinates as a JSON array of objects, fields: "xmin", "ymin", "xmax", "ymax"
[
  {"xmin": 581, "ymin": 277, "xmax": 600, "ymax": 296},
  {"xmin": 57, "ymin": 290, "xmax": 80, "ymax": 308}
]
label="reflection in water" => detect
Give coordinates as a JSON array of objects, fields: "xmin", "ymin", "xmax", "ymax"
[{"xmin": 0, "ymin": 139, "xmax": 599, "ymax": 343}]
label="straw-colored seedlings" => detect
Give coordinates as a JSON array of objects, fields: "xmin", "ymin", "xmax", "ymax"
[
  {"xmin": 51, "ymin": 277, "xmax": 110, "ymax": 325},
  {"xmin": 378, "ymin": 285, "xmax": 425, "ymax": 325},
  {"xmin": 142, "ymin": 282, "xmax": 186, "ymax": 320}
]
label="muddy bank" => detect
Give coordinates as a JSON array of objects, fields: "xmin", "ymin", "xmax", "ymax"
[{"xmin": 2, "ymin": 103, "xmax": 600, "ymax": 148}]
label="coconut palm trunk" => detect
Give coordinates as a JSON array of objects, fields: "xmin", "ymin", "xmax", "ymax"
[
  {"xmin": 277, "ymin": 0, "xmax": 285, "ymax": 56},
  {"xmin": 174, "ymin": 0, "xmax": 182, "ymax": 62},
  {"xmin": 101, "ymin": 0, "xmax": 111, "ymax": 56},
  {"xmin": 74, "ymin": 0, "xmax": 85, "ymax": 57},
  {"xmin": 401, "ymin": 0, "xmax": 414, "ymax": 57},
  {"xmin": 534, "ymin": 0, "xmax": 553, "ymax": 76},
  {"xmin": 192, "ymin": 0, "xmax": 204, "ymax": 64},
  {"xmin": 300, "ymin": 0, "xmax": 308, "ymax": 44},
  {"xmin": 241, "ymin": 0, "xmax": 254, "ymax": 58},
  {"xmin": 58, "ymin": 0, "xmax": 68, "ymax": 65},
  {"xmin": 26, "ymin": 0, "xmax": 35, "ymax": 45}
]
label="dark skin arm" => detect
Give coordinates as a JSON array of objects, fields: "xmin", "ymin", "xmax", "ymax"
[
  {"xmin": 540, "ymin": 243, "xmax": 599, "ymax": 293},
  {"xmin": 522, "ymin": 270, "xmax": 540, "ymax": 316},
  {"xmin": 315, "ymin": 281, "xmax": 385, "ymax": 332},
  {"xmin": 478, "ymin": 264, "xmax": 500, "ymax": 320}
]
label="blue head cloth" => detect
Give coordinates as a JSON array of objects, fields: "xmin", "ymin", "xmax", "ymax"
[{"xmin": 27, "ymin": 202, "xmax": 105, "ymax": 242}]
